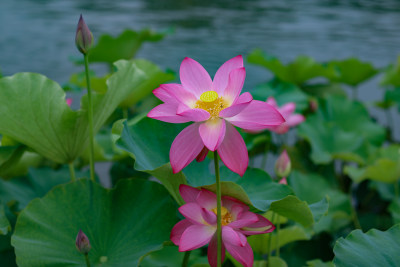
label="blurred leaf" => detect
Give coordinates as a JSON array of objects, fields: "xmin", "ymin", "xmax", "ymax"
[
  {"xmin": 308, "ymin": 197, "xmax": 329, "ymax": 222},
  {"xmin": 140, "ymin": 245, "xmax": 208, "ymax": 266},
  {"xmin": 89, "ymin": 29, "xmax": 165, "ymax": 64},
  {"xmin": 302, "ymin": 83, "xmax": 347, "ymax": 98},
  {"xmin": 389, "ymin": 198, "xmax": 400, "ymax": 224},
  {"xmin": 249, "ymin": 225, "xmax": 310, "ymax": 254},
  {"xmin": 11, "ymin": 179, "xmax": 177, "ymax": 267},
  {"xmin": 333, "ymin": 224, "xmax": 400, "ymax": 267},
  {"xmin": 0, "ymin": 204, "xmax": 11, "ymax": 235},
  {"xmin": 0, "ymin": 60, "xmax": 148, "ymax": 163},
  {"xmin": 384, "ymin": 88, "xmax": 400, "ymax": 112},
  {"xmin": 305, "ymin": 259, "xmax": 334, "ymax": 267},
  {"xmin": 249, "ymin": 80, "xmax": 309, "ymax": 111},
  {"xmin": 380, "ymin": 56, "xmax": 400, "ymax": 87},
  {"xmin": 298, "ymin": 95, "xmax": 385, "ymax": 165},
  {"xmin": 248, "ymin": 49, "xmax": 332, "ymax": 85},
  {"xmin": 344, "ymin": 145, "xmax": 400, "ymax": 183},
  {"xmin": 269, "ymin": 196, "xmax": 314, "ymax": 227},
  {"xmin": 327, "ymin": 58, "xmax": 378, "ymax": 87}
]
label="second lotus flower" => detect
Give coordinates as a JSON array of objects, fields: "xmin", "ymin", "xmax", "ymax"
[
  {"xmin": 148, "ymin": 56, "xmax": 284, "ymax": 175},
  {"xmin": 171, "ymin": 185, "xmax": 275, "ymax": 267}
]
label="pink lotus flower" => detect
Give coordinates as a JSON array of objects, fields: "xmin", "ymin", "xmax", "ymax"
[
  {"xmin": 148, "ymin": 56, "xmax": 284, "ymax": 175},
  {"xmin": 265, "ymin": 97, "xmax": 305, "ymax": 134},
  {"xmin": 171, "ymin": 185, "xmax": 275, "ymax": 267},
  {"xmin": 66, "ymin": 98, "xmax": 73, "ymax": 107}
]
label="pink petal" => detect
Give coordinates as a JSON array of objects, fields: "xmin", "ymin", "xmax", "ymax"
[
  {"xmin": 66, "ymin": 98, "xmax": 72, "ymax": 107},
  {"xmin": 239, "ymin": 214, "xmax": 275, "ymax": 235},
  {"xmin": 219, "ymin": 92, "xmax": 253, "ymax": 118},
  {"xmin": 199, "ymin": 119, "xmax": 226, "ymax": 151},
  {"xmin": 226, "ymin": 100, "xmax": 285, "ymax": 131},
  {"xmin": 212, "ymin": 55, "xmax": 243, "ymax": 95},
  {"xmin": 196, "ymin": 189, "xmax": 217, "ymax": 210},
  {"xmin": 286, "ymin": 114, "xmax": 305, "ymax": 127},
  {"xmin": 201, "ymin": 207, "xmax": 217, "ymax": 225},
  {"xmin": 266, "ymin": 96, "xmax": 278, "ymax": 107},
  {"xmin": 221, "ymin": 67, "xmax": 246, "ymax": 105},
  {"xmin": 222, "ymin": 196, "xmax": 249, "ymax": 211},
  {"xmin": 159, "ymin": 83, "xmax": 198, "ymax": 107},
  {"xmin": 179, "ymin": 184, "xmax": 201, "ymax": 203},
  {"xmin": 279, "ymin": 102, "xmax": 296, "ymax": 118},
  {"xmin": 170, "ymin": 123, "xmax": 205, "ymax": 173},
  {"xmin": 179, "ymin": 202, "xmax": 209, "ymax": 225},
  {"xmin": 179, "ymin": 224, "xmax": 216, "ymax": 251},
  {"xmin": 177, "ymin": 104, "xmax": 210, "ymax": 122},
  {"xmin": 170, "ymin": 219, "xmax": 192, "ymax": 246},
  {"xmin": 147, "ymin": 104, "xmax": 190, "ymax": 123},
  {"xmin": 153, "ymin": 87, "xmax": 178, "ymax": 104},
  {"xmin": 196, "ymin": 146, "xmax": 209, "ymax": 162},
  {"xmin": 208, "ymin": 234, "xmax": 226, "ymax": 267},
  {"xmin": 222, "ymin": 226, "xmax": 247, "ymax": 247},
  {"xmin": 224, "ymin": 239, "xmax": 253, "ymax": 267},
  {"xmin": 228, "ymin": 211, "xmax": 258, "ymax": 229},
  {"xmin": 180, "ymin": 57, "xmax": 212, "ymax": 97},
  {"xmin": 217, "ymin": 123, "xmax": 248, "ymax": 176}
]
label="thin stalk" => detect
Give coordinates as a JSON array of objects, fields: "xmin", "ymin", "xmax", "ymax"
[
  {"xmin": 352, "ymin": 86, "xmax": 358, "ymax": 100},
  {"xmin": 214, "ymin": 151, "xmax": 222, "ymax": 267},
  {"xmin": 349, "ymin": 183, "xmax": 362, "ymax": 230},
  {"xmin": 386, "ymin": 109, "xmax": 394, "ymax": 137},
  {"xmin": 84, "ymin": 254, "xmax": 91, "ymax": 267},
  {"xmin": 267, "ymin": 212, "xmax": 276, "ymax": 267},
  {"xmin": 84, "ymin": 54, "xmax": 95, "ymax": 182},
  {"xmin": 276, "ymin": 215, "xmax": 281, "ymax": 258},
  {"xmin": 68, "ymin": 162, "xmax": 76, "ymax": 182},
  {"xmin": 182, "ymin": 251, "xmax": 191, "ymax": 267},
  {"xmin": 394, "ymin": 181, "xmax": 399, "ymax": 199}
]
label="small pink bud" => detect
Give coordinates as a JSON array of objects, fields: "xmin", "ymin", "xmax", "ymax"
[
  {"xmin": 309, "ymin": 99, "xmax": 318, "ymax": 112},
  {"xmin": 66, "ymin": 98, "xmax": 72, "ymax": 107},
  {"xmin": 279, "ymin": 177, "xmax": 287, "ymax": 185},
  {"xmin": 275, "ymin": 150, "xmax": 291, "ymax": 178},
  {"xmin": 75, "ymin": 14, "xmax": 93, "ymax": 55},
  {"xmin": 75, "ymin": 229, "xmax": 91, "ymax": 254}
]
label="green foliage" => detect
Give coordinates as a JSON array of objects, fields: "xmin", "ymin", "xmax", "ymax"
[
  {"xmin": 0, "ymin": 204, "xmax": 11, "ymax": 235},
  {"xmin": 0, "ymin": 60, "xmax": 148, "ymax": 163},
  {"xmin": 248, "ymin": 49, "xmax": 332, "ymax": 85},
  {"xmin": 305, "ymin": 259, "xmax": 334, "ymax": 267},
  {"xmin": 298, "ymin": 95, "xmax": 385, "ymax": 164},
  {"xmin": 11, "ymin": 179, "xmax": 177, "ymax": 267},
  {"xmin": 380, "ymin": 56, "xmax": 400, "ymax": 87},
  {"xmin": 333, "ymin": 224, "xmax": 400, "ymax": 267},
  {"xmin": 89, "ymin": 29, "xmax": 165, "ymax": 64},
  {"xmin": 327, "ymin": 58, "xmax": 378, "ymax": 87}
]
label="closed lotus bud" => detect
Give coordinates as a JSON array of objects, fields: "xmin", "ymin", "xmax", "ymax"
[
  {"xmin": 275, "ymin": 150, "xmax": 291, "ymax": 178},
  {"xmin": 75, "ymin": 229, "xmax": 91, "ymax": 254},
  {"xmin": 75, "ymin": 14, "xmax": 93, "ymax": 55}
]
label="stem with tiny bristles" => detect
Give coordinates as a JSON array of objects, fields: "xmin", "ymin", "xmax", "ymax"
[
  {"xmin": 182, "ymin": 251, "xmax": 191, "ymax": 267},
  {"xmin": 276, "ymin": 215, "xmax": 280, "ymax": 258},
  {"xmin": 214, "ymin": 151, "xmax": 222, "ymax": 267},
  {"xmin": 84, "ymin": 54, "xmax": 95, "ymax": 182},
  {"xmin": 267, "ymin": 212, "xmax": 276, "ymax": 267},
  {"xmin": 68, "ymin": 162, "xmax": 76, "ymax": 182},
  {"xmin": 84, "ymin": 254, "xmax": 91, "ymax": 267}
]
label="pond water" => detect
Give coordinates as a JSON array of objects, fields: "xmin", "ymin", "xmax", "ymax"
[{"xmin": 1, "ymin": 0, "xmax": 399, "ymax": 134}]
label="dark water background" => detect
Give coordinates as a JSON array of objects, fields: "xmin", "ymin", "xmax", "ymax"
[{"xmin": 1, "ymin": 0, "xmax": 399, "ymax": 138}]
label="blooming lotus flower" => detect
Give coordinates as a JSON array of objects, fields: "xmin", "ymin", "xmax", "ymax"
[
  {"xmin": 171, "ymin": 185, "xmax": 275, "ymax": 267},
  {"xmin": 265, "ymin": 97, "xmax": 305, "ymax": 134},
  {"xmin": 148, "ymin": 56, "xmax": 284, "ymax": 175}
]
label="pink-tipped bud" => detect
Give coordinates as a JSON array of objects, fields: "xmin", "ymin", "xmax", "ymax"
[
  {"xmin": 66, "ymin": 98, "xmax": 73, "ymax": 107},
  {"xmin": 75, "ymin": 229, "xmax": 91, "ymax": 254},
  {"xmin": 279, "ymin": 177, "xmax": 288, "ymax": 185},
  {"xmin": 75, "ymin": 14, "xmax": 93, "ymax": 55},
  {"xmin": 275, "ymin": 150, "xmax": 291, "ymax": 178},
  {"xmin": 309, "ymin": 99, "xmax": 318, "ymax": 112}
]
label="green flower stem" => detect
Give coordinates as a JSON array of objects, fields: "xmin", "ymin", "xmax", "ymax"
[
  {"xmin": 68, "ymin": 162, "xmax": 76, "ymax": 182},
  {"xmin": 84, "ymin": 254, "xmax": 91, "ymax": 267},
  {"xmin": 214, "ymin": 151, "xmax": 222, "ymax": 267},
  {"xmin": 267, "ymin": 212, "xmax": 276, "ymax": 267},
  {"xmin": 349, "ymin": 183, "xmax": 362, "ymax": 230},
  {"xmin": 84, "ymin": 54, "xmax": 95, "ymax": 182},
  {"xmin": 276, "ymin": 215, "xmax": 280, "ymax": 258},
  {"xmin": 182, "ymin": 251, "xmax": 191, "ymax": 267}
]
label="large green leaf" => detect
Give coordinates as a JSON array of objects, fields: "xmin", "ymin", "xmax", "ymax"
[
  {"xmin": 344, "ymin": 145, "xmax": 400, "ymax": 183},
  {"xmin": 0, "ymin": 204, "xmax": 10, "ymax": 235},
  {"xmin": 248, "ymin": 49, "xmax": 332, "ymax": 85},
  {"xmin": 333, "ymin": 224, "xmax": 400, "ymax": 267},
  {"xmin": 298, "ymin": 95, "xmax": 385, "ymax": 164},
  {"xmin": 305, "ymin": 259, "xmax": 334, "ymax": 267},
  {"xmin": 89, "ymin": 29, "xmax": 165, "ymax": 65},
  {"xmin": 0, "ymin": 60, "xmax": 148, "ymax": 163},
  {"xmin": 269, "ymin": 196, "xmax": 314, "ymax": 227},
  {"xmin": 380, "ymin": 56, "xmax": 400, "ymax": 87},
  {"xmin": 140, "ymin": 245, "xmax": 208, "ymax": 266},
  {"xmin": 389, "ymin": 198, "xmax": 400, "ymax": 224},
  {"xmin": 11, "ymin": 178, "xmax": 177, "ymax": 267},
  {"xmin": 327, "ymin": 58, "xmax": 378, "ymax": 87}
]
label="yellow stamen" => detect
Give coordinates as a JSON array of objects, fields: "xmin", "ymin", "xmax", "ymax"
[
  {"xmin": 212, "ymin": 206, "xmax": 233, "ymax": 226},
  {"xmin": 195, "ymin": 91, "xmax": 229, "ymax": 118}
]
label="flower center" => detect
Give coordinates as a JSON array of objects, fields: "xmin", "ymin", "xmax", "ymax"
[
  {"xmin": 195, "ymin": 91, "xmax": 229, "ymax": 118},
  {"xmin": 212, "ymin": 206, "xmax": 233, "ymax": 226}
]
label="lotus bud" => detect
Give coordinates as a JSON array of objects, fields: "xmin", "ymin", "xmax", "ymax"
[
  {"xmin": 75, "ymin": 229, "xmax": 91, "ymax": 254},
  {"xmin": 275, "ymin": 150, "xmax": 291, "ymax": 178},
  {"xmin": 75, "ymin": 14, "xmax": 93, "ymax": 55},
  {"xmin": 309, "ymin": 98, "xmax": 318, "ymax": 112},
  {"xmin": 66, "ymin": 98, "xmax": 72, "ymax": 107},
  {"xmin": 279, "ymin": 177, "xmax": 288, "ymax": 185}
]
